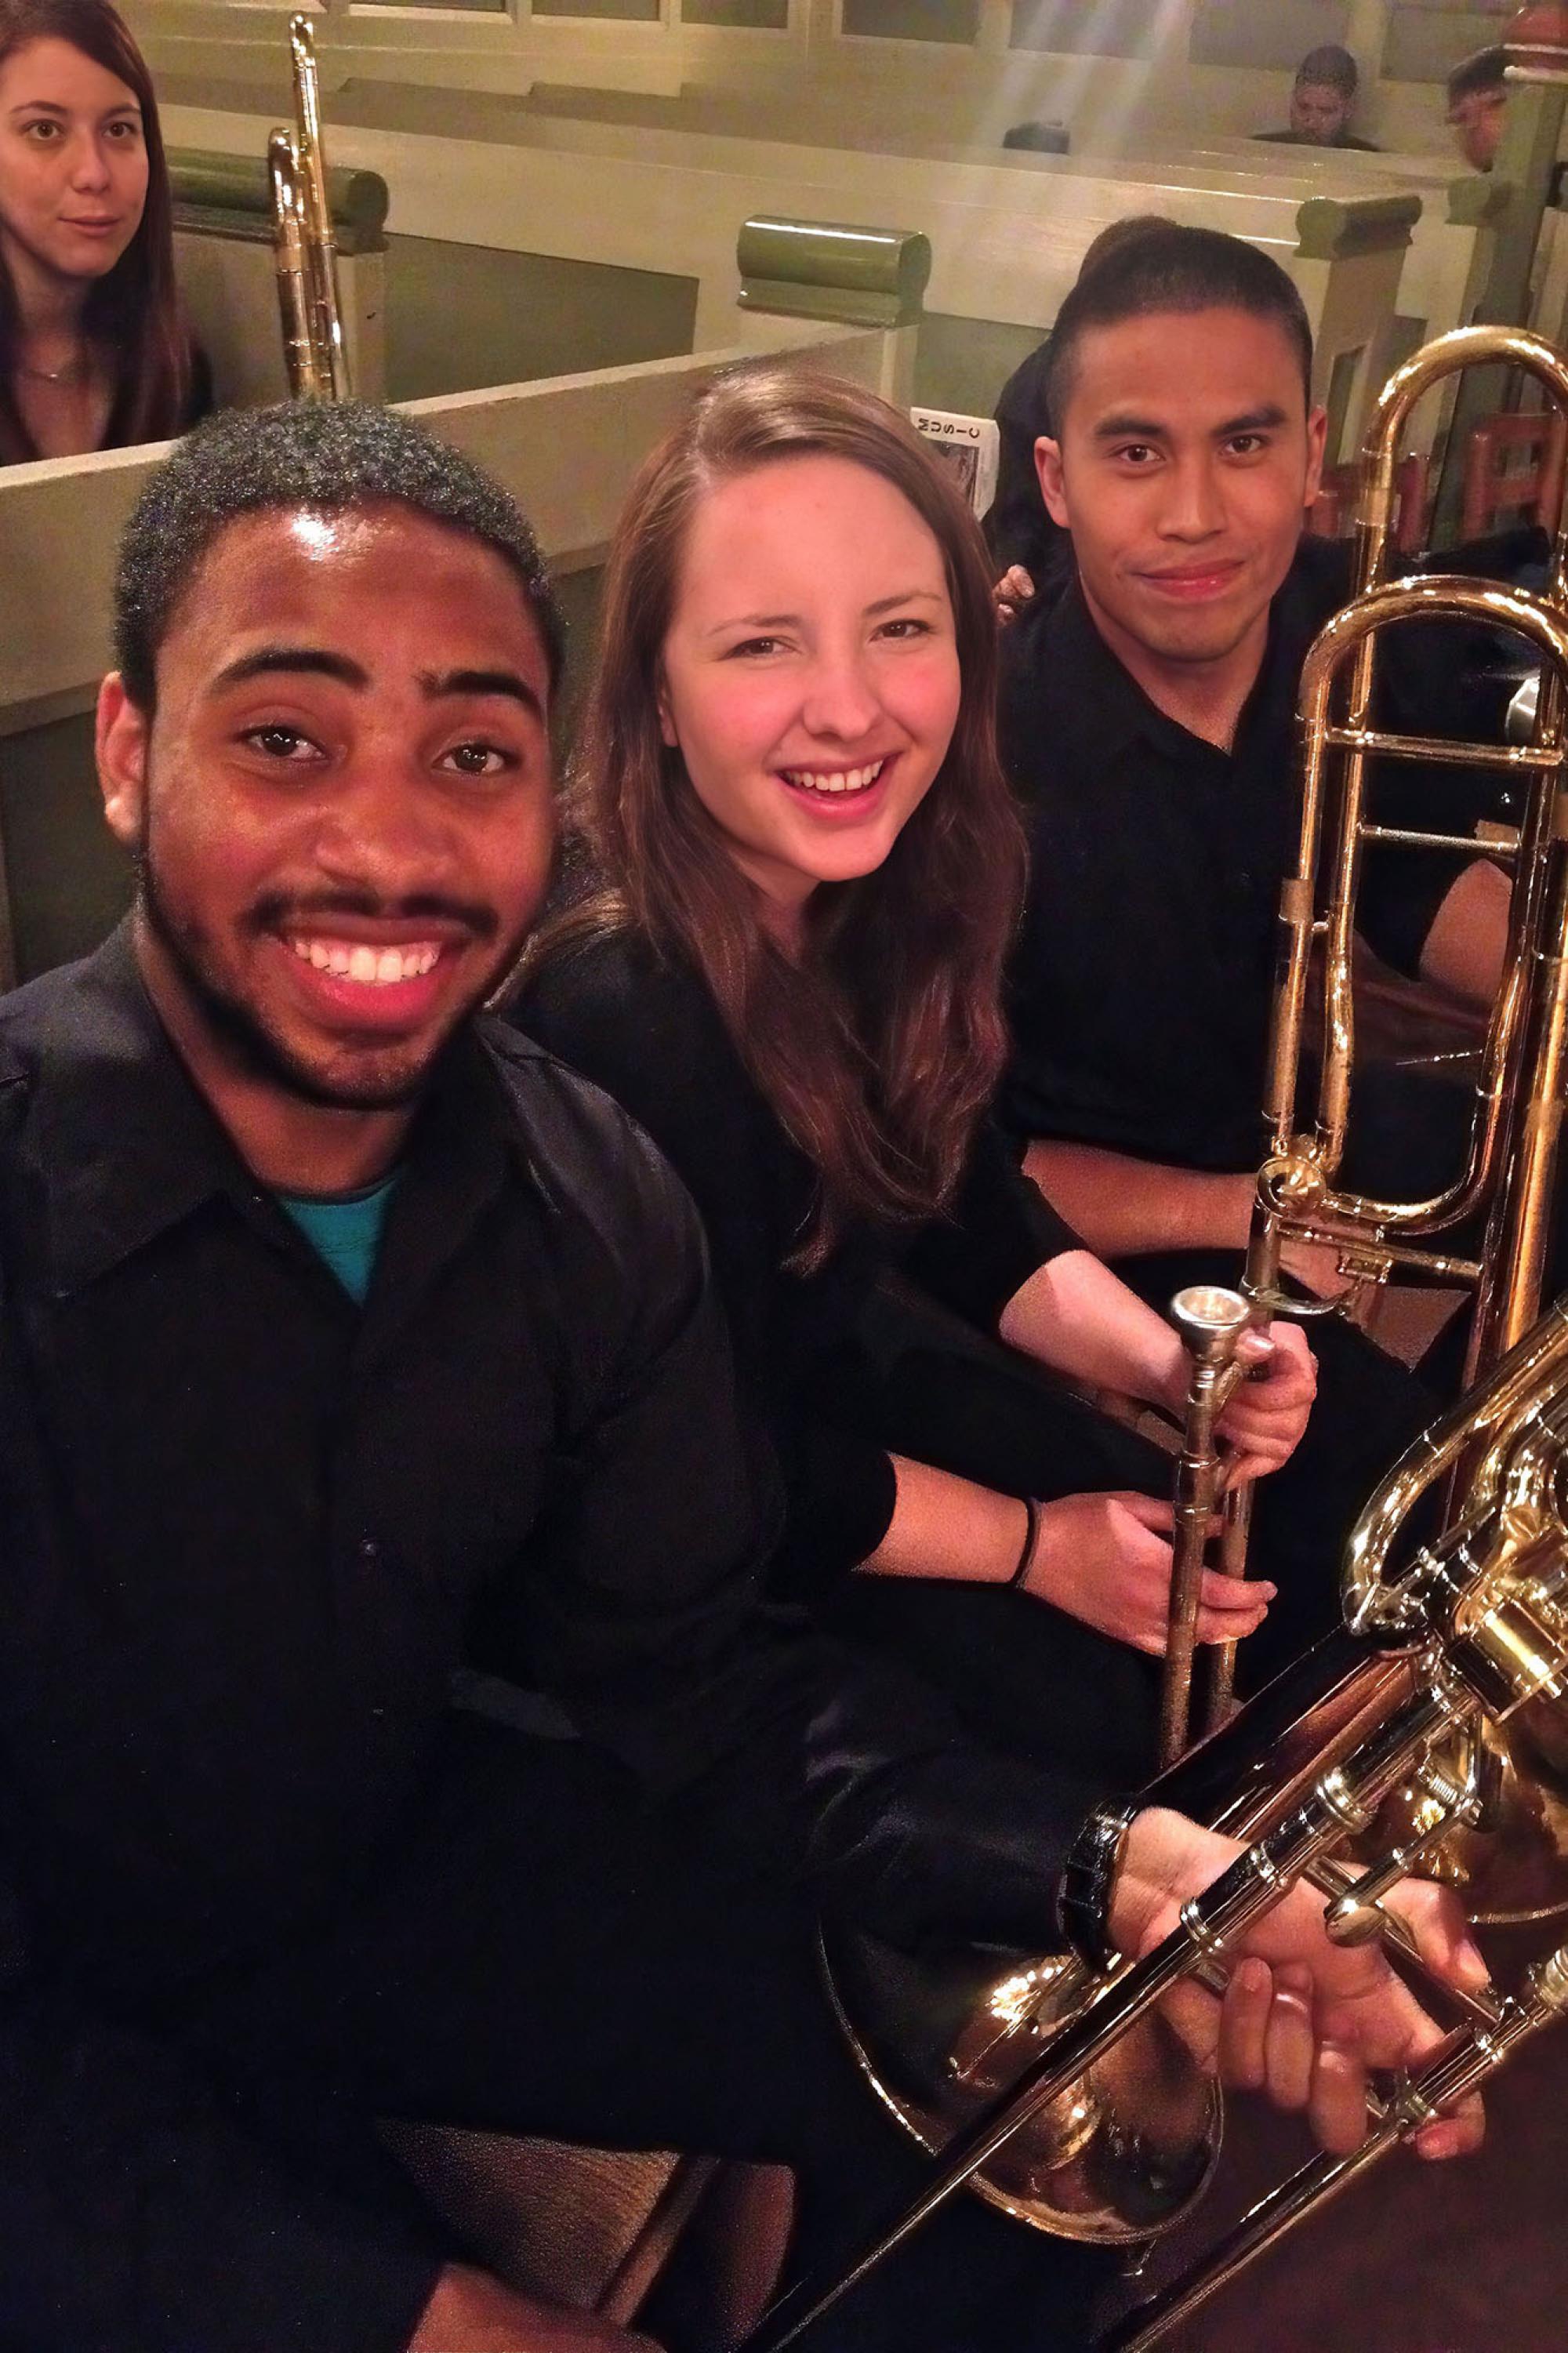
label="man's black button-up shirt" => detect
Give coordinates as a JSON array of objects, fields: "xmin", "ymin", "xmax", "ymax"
[
  {"xmin": 0, "ymin": 928, "xmax": 1096, "ymax": 2341},
  {"xmin": 1000, "ymin": 540, "xmax": 1477, "ymax": 1173}
]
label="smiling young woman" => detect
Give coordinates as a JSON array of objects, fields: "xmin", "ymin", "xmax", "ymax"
[
  {"xmin": 510, "ymin": 364, "xmax": 1316, "ymax": 1782},
  {"xmin": 0, "ymin": 0, "xmax": 208, "ymax": 464}
]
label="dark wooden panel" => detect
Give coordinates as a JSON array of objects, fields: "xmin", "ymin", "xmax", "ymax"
[
  {"xmin": 1189, "ymin": 0, "xmax": 1352, "ymax": 71},
  {"xmin": 383, "ymin": 238, "xmax": 697, "ymax": 405},
  {"xmin": 1385, "ymin": 2, "xmax": 1514, "ymax": 85},
  {"xmin": 360, "ymin": 0, "xmax": 504, "ymax": 13},
  {"xmin": 532, "ymin": 0, "xmax": 661, "ymax": 19},
  {"xmin": 842, "ymin": 0, "xmax": 981, "ymax": 43},
  {"xmin": 1010, "ymin": 0, "xmax": 1164, "ymax": 57},
  {"xmin": 0, "ymin": 714, "xmax": 131, "ymax": 982},
  {"xmin": 681, "ymin": 0, "xmax": 789, "ymax": 24}
]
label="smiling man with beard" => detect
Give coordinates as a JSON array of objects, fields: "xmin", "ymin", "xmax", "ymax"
[{"xmin": 0, "ymin": 398, "xmax": 1486, "ymax": 2353}]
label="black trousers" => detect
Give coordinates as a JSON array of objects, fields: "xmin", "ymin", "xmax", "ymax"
[{"xmin": 174, "ymin": 1718, "xmax": 1112, "ymax": 2353}]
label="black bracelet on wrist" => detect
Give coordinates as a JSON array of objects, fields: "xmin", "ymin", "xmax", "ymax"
[
  {"xmin": 1057, "ymin": 1799, "xmax": 1138, "ymax": 1973},
  {"xmin": 1008, "ymin": 1494, "xmax": 1041, "ymax": 1589}
]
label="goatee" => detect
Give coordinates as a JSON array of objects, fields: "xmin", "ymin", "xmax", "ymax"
[{"xmin": 135, "ymin": 855, "xmax": 458, "ymax": 1112}]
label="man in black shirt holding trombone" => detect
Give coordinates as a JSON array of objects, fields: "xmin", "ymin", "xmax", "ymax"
[
  {"xmin": 996, "ymin": 224, "xmax": 1527, "ymax": 1669},
  {"xmin": 0, "ymin": 398, "xmax": 1482, "ymax": 2353}
]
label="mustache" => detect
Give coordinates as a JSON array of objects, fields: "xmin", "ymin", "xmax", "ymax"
[{"xmin": 245, "ymin": 889, "xmax": 501, "ymax": 942}]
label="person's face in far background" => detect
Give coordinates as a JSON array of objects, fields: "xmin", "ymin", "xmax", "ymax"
[
  {"xmin": 656, "ymin": 454, "xmax": 962, "ymax": 931},
  {"xmin": 1288, "ymin": 78, "xmax": 1350, "ymax": 143},
  {"xmin": 0, "ymin": 35, "xmax": 147, "ymax": 294},
  {"xmin": 1448, "ymin": 85, "xmax": 1507, "ymax": 173}
]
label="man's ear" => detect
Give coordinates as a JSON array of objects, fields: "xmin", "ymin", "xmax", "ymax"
[
  {"xmin": 1036, "ymin": 436, "xmax": 1069, "ymax": 528},
  {"xmin": 1303, "ymin": 405, "xmax": 1330, "ymax": 512},
  {"xmin": 96, "ymin": 673, "xmax": 150, "ymax": 851}
]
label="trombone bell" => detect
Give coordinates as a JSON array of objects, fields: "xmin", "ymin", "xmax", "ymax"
[{"xmin": 822, "ymin": 1928, "xmax": 1219, "ymax": 2242}]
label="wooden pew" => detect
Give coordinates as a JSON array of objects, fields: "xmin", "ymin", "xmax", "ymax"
[
  {"xmin": 462, "ymin": 88, "xmax": 1472, "ymax": 439},
  {"xmin": 158, "ymin": 88, "xmax": 1415, "ymax": 458},
  {"xmin": 318, "ymin": 72, "xmax": 1475, "ymax": 378}
]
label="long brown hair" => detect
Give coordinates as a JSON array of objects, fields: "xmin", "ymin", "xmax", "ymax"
[
  {"xmin": 0, "ymin": 0, "xmax": 191, "ymax": 463},
  {"xmin": 544, "ymin": 363, "xmax": 1026, "ymax": 1269}
]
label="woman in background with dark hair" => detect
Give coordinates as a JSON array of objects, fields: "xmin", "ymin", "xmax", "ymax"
[
  {"xmin": 513, "ymin": 364, "xmax": 1316, "ymax": 1780},
  {"xmin": 0, "ymin": 0, "xmax": 206, "ymax": 463}
]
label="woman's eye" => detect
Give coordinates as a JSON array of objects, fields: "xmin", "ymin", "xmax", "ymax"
[
  {"xmin": 440, "ymin": 741, "xmax": 514, "ymax": 777},
  {"xmin": 106, "ymin": 119, "xmax": 143, "ymax": 143},
  {"xmin": 241, "ymin": 724, "xmax": 318, "ymax": 763},
  {"xmin": 877, "ymin": 616, "xmax": 933, "ymax": 641},
  {"xmin": 21, "ymin": 120, "xmax": 62, "ymax": 142},
  {"xmin": 725, "ymin": 636, "xmax": 786, "ymax": 659}
]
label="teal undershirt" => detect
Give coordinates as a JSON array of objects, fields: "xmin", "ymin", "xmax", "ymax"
[{"xmin": 276, "ymin": 1171, "xmax": 401, "ymax": 1305}]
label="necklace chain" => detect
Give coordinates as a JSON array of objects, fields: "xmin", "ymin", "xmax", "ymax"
[{"xmin": 18, "ymin": 350, "xmax": 89, "ymax": 385}]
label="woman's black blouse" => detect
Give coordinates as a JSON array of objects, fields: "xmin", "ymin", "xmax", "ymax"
[{"xmin": 513, "ymin": 930, "xmax": 1081, "ymax": 1587}]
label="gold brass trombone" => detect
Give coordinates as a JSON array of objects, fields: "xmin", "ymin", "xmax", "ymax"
[
  {"xmin": 740, "ymin": 1293, "xmax": 1568, "ymax": 2351},
  {"xmin": 1163, "ymin": 327, "xmax": 1568, "ymax": 1833},
  {"xmin": 267, "ymin": 15, "xmax": 351, "ymax": 401}
]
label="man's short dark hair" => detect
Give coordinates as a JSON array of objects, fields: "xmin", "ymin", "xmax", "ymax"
[
  {"xmin": 114, "ymin": 400, "xmax": 565, "ymax": 714},
  {"xmin": 1447, "ymin": 45, "xmax": 1507, "ymax": 108},
  {"xmin": 1297, "ymin": 43, "xmax": 1357, "ymax": 98},
  {"xmin": 1077, "ymin": 212, "xmax": 1174, "ymax": 286},
  {"xmin": 1042, "ymin": 223, "xmax": 1315, "ymax": 432}
]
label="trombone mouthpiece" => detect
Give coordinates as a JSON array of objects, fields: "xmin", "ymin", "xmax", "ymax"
[{"xmin": 1171, "ymin": 1285, "xmax": 1251, "ymax": 1366}]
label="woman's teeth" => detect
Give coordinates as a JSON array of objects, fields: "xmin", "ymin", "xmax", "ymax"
[
  {"xmin": 780, "ymin": 759, "xmax": 887, "ymax": 796},
  {"xmin": 289, "ymin": 939, "xmax": 441, "ymax": 985}
]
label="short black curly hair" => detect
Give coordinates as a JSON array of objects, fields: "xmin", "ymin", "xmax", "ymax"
[{"xmin": 114, "ymin": 400, "xmax": 564, "ymax": 712}]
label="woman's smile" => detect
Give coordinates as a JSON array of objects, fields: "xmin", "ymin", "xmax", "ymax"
[{"xmin": 775, "ymin": 753, "xmax": 896, "ymax": 815}]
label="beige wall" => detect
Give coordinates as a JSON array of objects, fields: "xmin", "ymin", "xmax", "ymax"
[{"xmin": 123, "ymin": 0, "xmax": 1502, "ymax": 162}]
